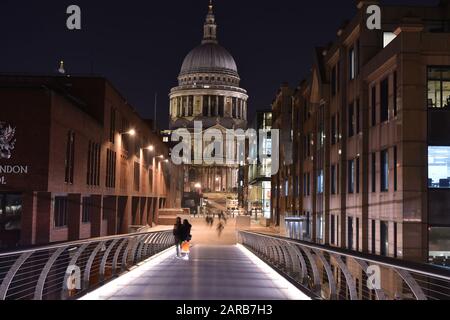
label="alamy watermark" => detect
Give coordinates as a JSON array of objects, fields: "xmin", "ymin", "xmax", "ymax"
[
  {"xmin": 170, "ymin": 122, "xmax": 280, "ymax": 175},
  {"xmin": 367, "ymin": 265, "xmax": 382, "ymax": 290},
  {"xmin": 64, "ymin": 265, "xmax": 81, "ymax": 291}
]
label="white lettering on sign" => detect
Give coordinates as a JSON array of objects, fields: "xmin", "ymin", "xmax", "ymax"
[
  {"xmin": 66, "ymin": 5, "xmax": 82, "ymax": 30},
  {"xmin": 0, "ymin": 165, "xmax": 28, "ymax": 174},
  {"xmin": 0, "ymin": 176, "xmax": 5, "ymax": 185},
  {"xmin": 366, "ymin": 5, "xmax": 381, "ymax": 30}
]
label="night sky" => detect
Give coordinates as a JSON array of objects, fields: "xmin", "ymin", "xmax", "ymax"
[{"xmin": 0, "ymin": 0, "xmax": 436, "ymax": 129}]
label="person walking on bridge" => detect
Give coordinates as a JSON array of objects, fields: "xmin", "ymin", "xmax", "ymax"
[
  {"xmin": 180, "ymin": 219, "xmax": 192, "ymax": 260},
  {"xmin": 173, "ymin": 217, "xmax": 182, "ymax": 258}
]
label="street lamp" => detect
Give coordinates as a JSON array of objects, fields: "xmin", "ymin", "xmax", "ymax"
[
  {"xmin": 144, "ymin": 145, "xmax": 154, "ymax": 152},
  {"xmin": 121, "ymin": 129, "xmax": 136, "ymax": 136}
]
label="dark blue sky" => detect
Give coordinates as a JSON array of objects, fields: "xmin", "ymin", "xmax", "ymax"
[{"xmin": 0, "ymin": 0, "xmax": 437, "ymax": 128}]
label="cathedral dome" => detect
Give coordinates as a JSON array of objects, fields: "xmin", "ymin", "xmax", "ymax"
[{"xmin": 180, "ymin": 43, "xmax": 238, "ymax": 77}]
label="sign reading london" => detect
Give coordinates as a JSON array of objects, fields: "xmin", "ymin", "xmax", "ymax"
[{"xmin": 0, "ymin": 122, "xmax": 28, "ymax": 186}]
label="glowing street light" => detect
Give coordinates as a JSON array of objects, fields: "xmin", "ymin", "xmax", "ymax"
[
  {"xmin": 121, "ymin": 129, "xmax": 136, "ymax": 136},
  {"xmin": 194, "ymin": 183, "xmax": 202, "ymax": 189}
]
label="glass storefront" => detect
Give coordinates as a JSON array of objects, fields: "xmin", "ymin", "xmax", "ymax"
[{"xmin": 0, "ymin": 193, "xmax": 22, "ymax": 250}]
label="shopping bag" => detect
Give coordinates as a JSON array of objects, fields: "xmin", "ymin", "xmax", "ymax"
[{"xmin": 181, "ymin": 241, "xmax": 190, "ymax": 253}]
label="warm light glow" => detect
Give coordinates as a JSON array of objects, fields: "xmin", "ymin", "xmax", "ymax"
[
  {"xmin": 128, "ymin": 129, "xmax": 136, "ymax": 136},
  {"xmin": 147, "ymin": 145, "xmax": 154, "ymax": 151},
  {"xmin": 194, "ymin": 183, "xmax": 202, "ymax": 189}
]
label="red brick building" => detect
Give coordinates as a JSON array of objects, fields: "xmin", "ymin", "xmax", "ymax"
[{"xmin": 0, "ymin": 75, "xmax": 182, "ymax": 250}]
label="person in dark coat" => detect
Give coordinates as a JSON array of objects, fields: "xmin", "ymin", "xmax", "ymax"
[
  {"xmin": 173, "ymin": 217, "xmax": 182, "ymax": 258},
  {"xmin": 181, "ymin": 219, "xmax": 192, "ymax": 242}
]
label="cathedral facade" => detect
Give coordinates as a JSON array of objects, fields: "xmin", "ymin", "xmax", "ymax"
[{"xmin": 169, "ymin": 2, "xmax": 248, "ymax": 212}]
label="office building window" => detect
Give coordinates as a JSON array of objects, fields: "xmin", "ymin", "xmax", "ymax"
[
  {"xmin": 109, "ymin": 107, "xmax": 116, "ymax": 144},
  {"xmin": 380, "ymin": 221, "xmax": 389, "ymax": 257},
  {"xmin": 428, "ymin": 66, "xmax": 450, "ymax": 109},
  {"xmin": 82, "ymin": 197, "xmax": 92, "ymax": 223},
  {"xmin": 54, "ymin": 196, "xmax": 69, "ymax": 228},
  {"xmin": 317, "ymin": 170, "xmax": 324, "ymax": 194},
  {"xmin": 87, "ymin": 141, "xmax": 100, "ymax": 186},
  {"xmin": 380, "ymin": 78, "xmax": 389, "ymax": 122},
  {"xmin": 371, "ymin": 86, "xmax": 377, "ymax": 126},
  {"xmin": 428, "ymin": 146, "xmax": 450, "ymax": 188},
  {"xmin": 106, "ymin": 149, "xmax": 117, "ymax": 188},
  {"xmin": 348, "ymin": 103, "xmax": 355, "ymax": 137},
  {"xmin": 356, "ymin": 99, "xmax": 361, "ymax": 134},
  {"xmin": 348, "ymin": 217, "xmax": 354, "ymax": 250},
  {"xmin": 394, "ymin": 222, "xmax": 398, "ymax": 258},
  {"xmin": 356, "ymin": 158, "xmax": 360, "ymax": 194},
  {"xmin": 381, "ymin": 150, "xmax": 389, "ymax": 192},
  {"xmin": 349, "ymin": 47, "xmax": 355, "ymax": 80},
  {"xmin": 331, "ymin": 215, "xmax": 336, "ymax": 245},
  {"xmin": 394, "ymin": 146, "xmax": 398, "ymax": 191},
  {"xmin": 348, "ymin": 160, "xmax": 355, "ymax": 194},
  {"xmin": 393, "ymin": 72, "xmax": 398, "ymax": 116},
  {"xmin": 372, "ymin": 220, "xmax": 376, "ymax": 254},
  {"xmin": 331, "ymin": 165, "xmax": 337, "ymax": 195},
  {"xmin": 356, "ymin": 218, "xmax": 360, "ymax": 252},
  {"xmin": 65, "ymin": 131, "xmax": 75, "ymax": 184},
  {"xmin": 121, "ymin": 118, "xmax": 130, "ymax": 153},
  {"xmin": 372, "ymin": 153, "xmax": 377, "ymax": 192}
]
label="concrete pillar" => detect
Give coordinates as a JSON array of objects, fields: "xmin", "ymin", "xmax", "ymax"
[
  {"xmin": 20, "ymin": 192, "xmax": 36, "ymax": 246},
  {"xmin": 90, "ymin": 195, "xmax": 103, "ymax": 238},
  {"xmin": 36, "ymin": 192, "xmax": 52, "ymax": 245},
  {"xmin": 68, "ymin": 194, "xmax": 82, "ymax": 241}
]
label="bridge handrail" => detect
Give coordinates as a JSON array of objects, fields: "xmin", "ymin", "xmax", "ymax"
[
  {"xmin": 0, "ymin": 230, "xmax": 174, "ymax": 300},
  {"xmin": 238, "ymin": 231, "xmax": 450, "ymax": 301}
]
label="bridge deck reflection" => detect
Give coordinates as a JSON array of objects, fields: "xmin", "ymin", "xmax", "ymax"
[{"xmin": 80, "ymin": 245, "xmax": 311, "ymax": 300}]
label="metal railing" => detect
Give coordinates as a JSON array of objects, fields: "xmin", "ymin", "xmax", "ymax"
[
  {"xmin": 238, "ymin": 231, "xmax": 450, "ymax": 300},
  {"xmin": 0, "ymin": 230, "xmax": 174, "ymax": 300}
]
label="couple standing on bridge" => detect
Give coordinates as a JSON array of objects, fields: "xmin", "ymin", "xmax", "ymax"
[{"xmin": 173, "ymin": 218, "xmax": 192, "ymax": 260}]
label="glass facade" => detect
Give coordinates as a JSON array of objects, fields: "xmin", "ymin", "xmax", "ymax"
[
  {"xmin": 428, "ymin": 67, "xmax": 450, "ymax": 109},
  {"xmin": 428, "ymin": 146, "xmax": 450, "ymax": 188}
]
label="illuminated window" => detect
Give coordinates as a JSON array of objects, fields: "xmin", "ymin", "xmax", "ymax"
[
  {"xmin": 428, "ymin": 146, "xmax": 450, "ymax": 188},
  {"xmin": 428, "ymin": 67, "xmax": 450, "ymax": 109}
]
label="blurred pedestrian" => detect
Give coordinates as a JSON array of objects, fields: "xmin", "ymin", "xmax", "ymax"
[{"xmin": 173, "ymin": 217, "xmax": 182, "ymax": 258}]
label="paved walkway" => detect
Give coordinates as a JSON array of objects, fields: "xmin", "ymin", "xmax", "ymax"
[{"xmin": 81, "ymin": 245, "xmax": 310, "ymax": 300}]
